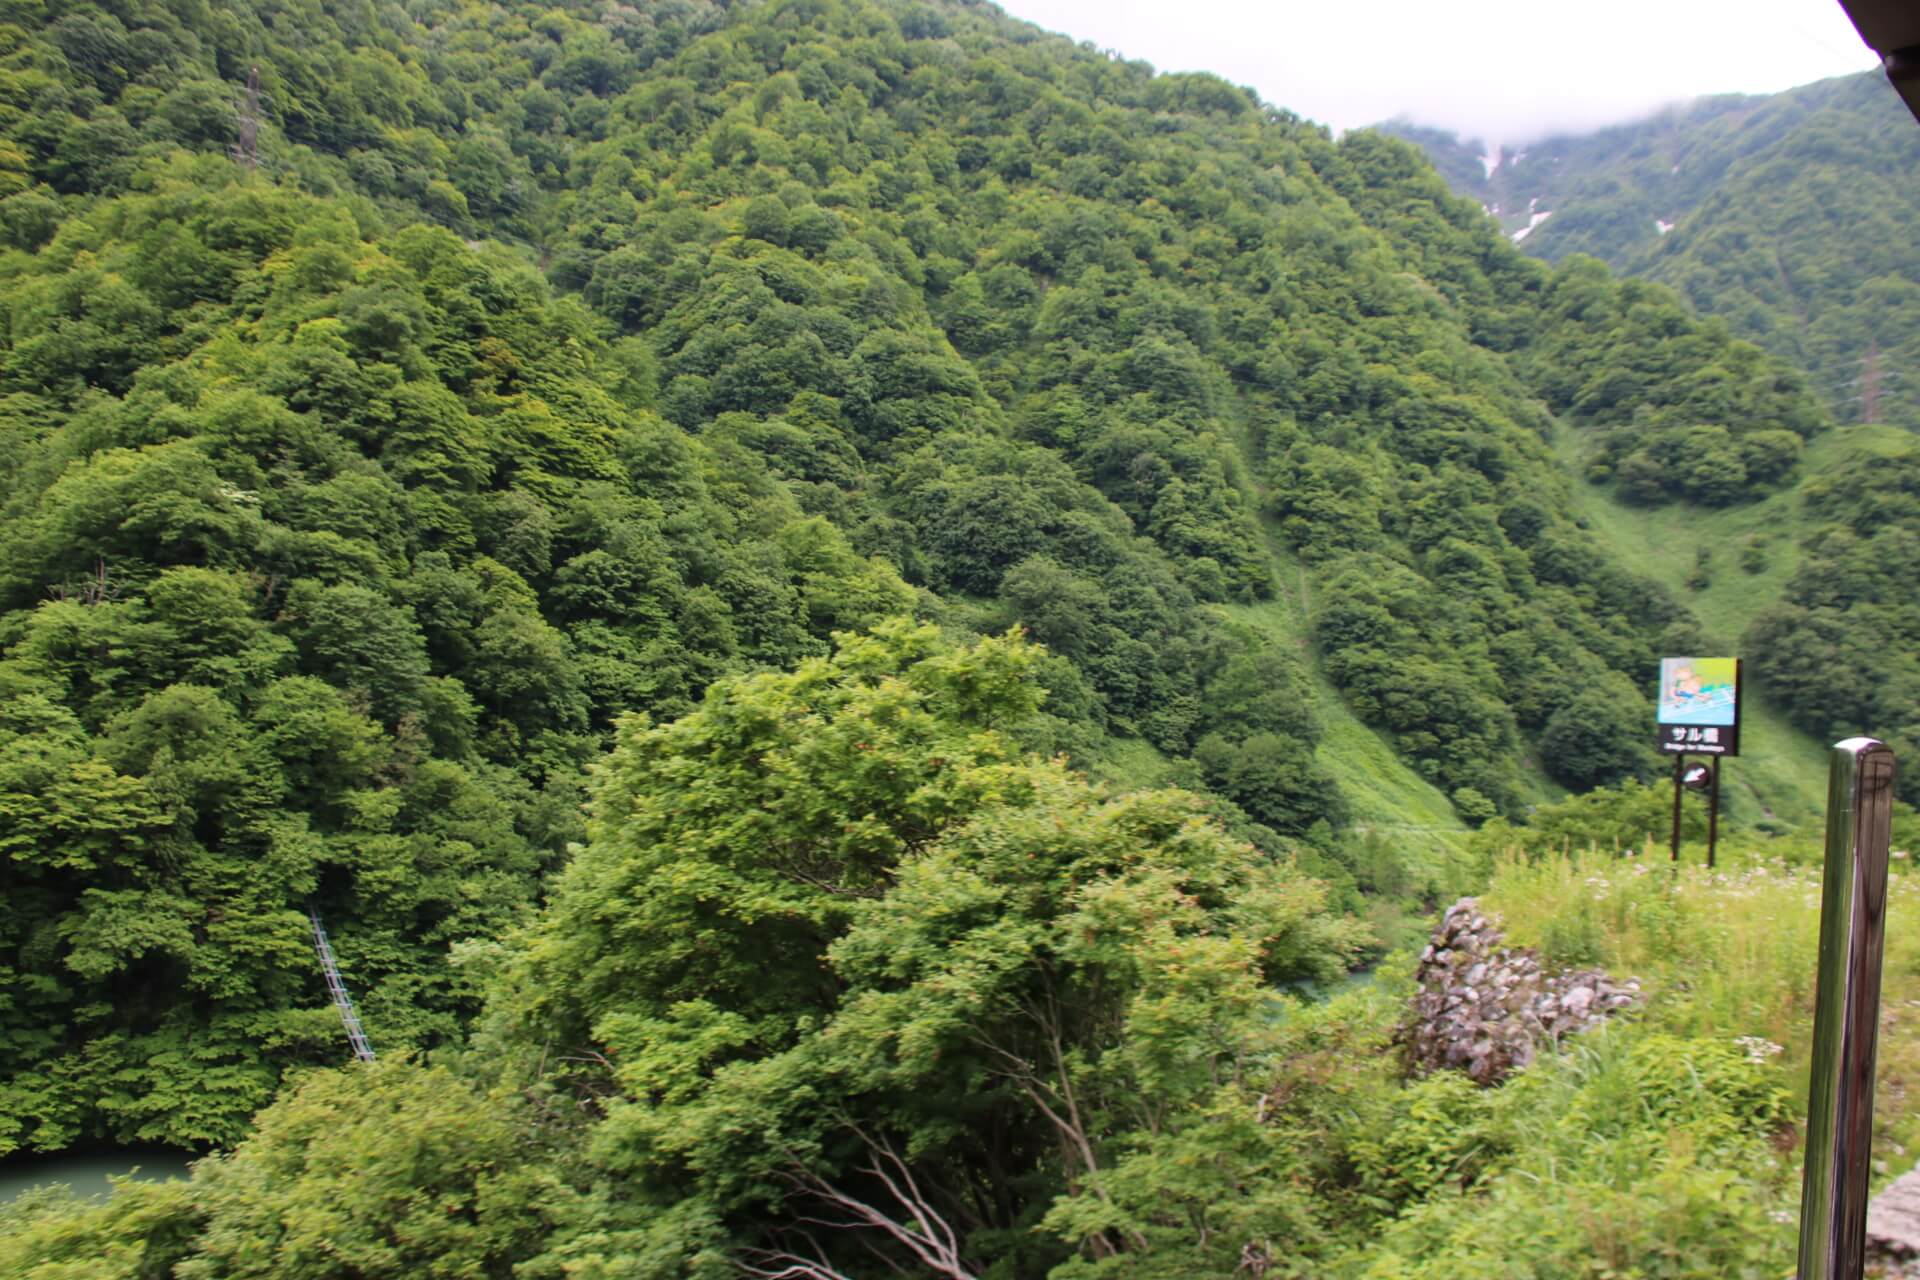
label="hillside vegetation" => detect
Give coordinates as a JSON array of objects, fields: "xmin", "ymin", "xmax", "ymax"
[
  {"xmin": 0, "ymin": 0, "xmax": 1891, "ymax": 1276},
  {"xmin": 1537, "ymin": 427, "xmax": 1920, "ymax": 830},
  {"xmin": 1387, "ymin": 72, "xmax": 1920, "ymax": 811}
]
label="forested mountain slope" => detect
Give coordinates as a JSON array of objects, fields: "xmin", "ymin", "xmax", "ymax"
[
  {"xmin": 0, "ymin": 0, "xmax": 1836, "ymax": 1159},
  {"xmin": 1385, "ymin": 71, "xmax": 1920, "ymax": 813},
  {"xmin": 1385, "ymin": 71, "xmax": 1920, "ymax": 429},
  {"xmin": 0, "ymin": 1, "xmax": 1896, "ymax": 1277}
]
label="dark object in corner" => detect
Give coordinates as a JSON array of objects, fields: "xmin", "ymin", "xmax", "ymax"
[{"xmin": 1834, "ymin": 0, "xmax": 1920, "ymax": 122}]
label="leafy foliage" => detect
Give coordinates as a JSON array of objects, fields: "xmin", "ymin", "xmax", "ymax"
[
  {"xmin": 0, "ymin": 1060, "xmax": 556, "ymax": 1280},
  {"xmin": 0, "ymin": 0, "xmax": 1750, "ymax": 1154},
  {"xmin": 0, "ymin": 10, "xmax": 1846, "ymax": 1276},
  {"xmin": 489, "ymin": 621, "xmax": 1366, "ymax": 1277},
  {"xmin": 1346, "ymin": 1030, "xmax": 1793, "ymax": 1280},
  {"xmin": 0, "ymin": 176, "xmax": 924, "ymax": 1150},
  {"xmin": 1744, "ymin": 441, "xmax": 1920, "ymax": 796}
]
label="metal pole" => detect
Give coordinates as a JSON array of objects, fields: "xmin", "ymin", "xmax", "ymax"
[
  {"xmin": 1670, "ymin": 753, "xmax": 1685, "ymax": 862},
  {"xmin": 1707, "ymin": 757, "xmax": 1721, "ymax": 870},
  {"xmin": 1797, "ymin": 738, "xmax": 1896, "ymax": 1280}
]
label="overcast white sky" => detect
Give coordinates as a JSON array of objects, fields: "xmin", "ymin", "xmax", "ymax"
[{"xmin": 998, "ymin": 0, "xmax": 1880, "ymax": 147}]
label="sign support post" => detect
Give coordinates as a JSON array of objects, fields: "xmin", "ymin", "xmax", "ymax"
[
  {"xmin": 1669, "ymin": 754, "xmax": 1685, "ymax": 862},
  {"xmin": 1707, "ymin": 756, "xmax": 1722, "ymax": 869}
]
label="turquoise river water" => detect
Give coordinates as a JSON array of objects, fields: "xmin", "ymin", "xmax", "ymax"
[{"xmin": 0, "ymin": 1147, "xmax": 196, "ymax": 1208}]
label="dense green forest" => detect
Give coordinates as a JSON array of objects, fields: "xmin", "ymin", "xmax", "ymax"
[
  {"xmin": 1386, "ymin": 71, "xmax": 1920, "ymax": 431},
  {"xmin": 1746, "ymin": 439, "xmax": 1920, "ymax": 779},
  {"xmin": 0, "ymin": 0, "xmax": 1902, "ymax": 1275}
]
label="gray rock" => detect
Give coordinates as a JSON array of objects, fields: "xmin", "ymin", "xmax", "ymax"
[
  {"xmin": 1870, "ymin": 1167, "xmax": 1920, "ymax": 1260},
  {"xmin": 1396, "ymin": 896, "xmax": 1641, "ymax": 1086}
]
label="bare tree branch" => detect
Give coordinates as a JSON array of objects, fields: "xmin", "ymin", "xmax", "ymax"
[
  {"xmin": 967, "ymin": 1015, "xmax": 1148, "ymax": 1257},
  {"xmin": 736, "ymin": 1244, "xmax": 856, "ymax": 1280},
  {"xmin": 741, "ymin": 1129, "xmax": 981, "ymax": 1280}
]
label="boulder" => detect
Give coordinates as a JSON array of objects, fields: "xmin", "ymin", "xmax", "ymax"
[
  {"xmin": 1398, "ymin": 897, "xmax": 1641, "ymax": 1085},
  {"xmin": 1870, "ymin": 1166, "xmax": 1920, "ymax": 1274}
]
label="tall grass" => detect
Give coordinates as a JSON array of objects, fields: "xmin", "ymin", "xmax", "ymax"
[
  {"xmin": 1339, "ymin": 1024, "xmax": 1798, "ymax": 1279},
  {"xmin": 1323, "ymin": 840, "xmax": 1920, "ymax": 1277},
  {"xmin": 1480, "ymin": 843, "xmax": 1920, "ymax": 1172}
]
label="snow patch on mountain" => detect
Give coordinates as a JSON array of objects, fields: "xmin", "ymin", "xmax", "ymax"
[{"xmin": 1512, "ymin": 208, "xmax": 1553, "ymax": 242}]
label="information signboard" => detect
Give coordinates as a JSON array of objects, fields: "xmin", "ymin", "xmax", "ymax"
[{"xmin": 1656, "ymin": 656, "xmax": 1741, "ymax": 757}]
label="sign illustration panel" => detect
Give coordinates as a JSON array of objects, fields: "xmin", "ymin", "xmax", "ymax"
[{"xmin": 1656, "ymin": 656, "xmax": 1741, "ymax": 756}]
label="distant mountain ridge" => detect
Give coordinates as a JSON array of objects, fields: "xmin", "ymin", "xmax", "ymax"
[{"xmin": 1381, "ymin": 72, "xmax": 1920, "ymax": 428}]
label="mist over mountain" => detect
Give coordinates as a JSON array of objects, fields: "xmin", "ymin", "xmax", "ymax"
[{"xmin": 1383, "ymin": 71, "xmax": 1920, "ymax": 429}]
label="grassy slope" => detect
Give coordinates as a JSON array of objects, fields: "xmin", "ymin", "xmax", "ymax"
[
  {"xmin": 1549, "ymin": 423, "xmax": 1918, "ymax": 830},
  {"xmin": 1102, "ymin": 416, "xmax": 1893, "ymax": 860},
  {"xmin": 1081, "ymin": 594, "xmax": 1471, "ymax": 895},
  {"xmin": 1483, "ymin": 841, "xmax": 1920, "ymax": 1195},
  {"xmin": 1217, "ymin": 500, "xmax": 1474, "ymax": 875},
  {"xmin": 1200, "ymin": 414, "xmax": 1472, "ymax": 856}
]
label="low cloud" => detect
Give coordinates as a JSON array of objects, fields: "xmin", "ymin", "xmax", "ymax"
[{"xmin": 1003, "ymin": 0, "xmax": 1878, "ymax": 147}]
